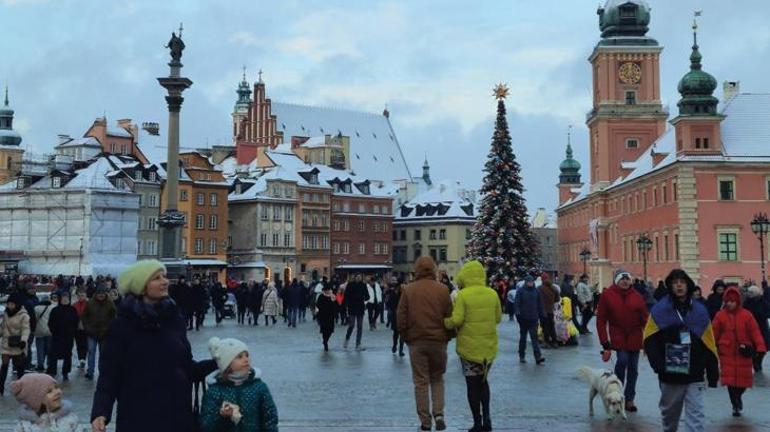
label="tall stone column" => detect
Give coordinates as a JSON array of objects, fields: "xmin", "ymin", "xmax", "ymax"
[{"xmin": 157, "ymin": 28, "xmax": 192, "ymax": 261}]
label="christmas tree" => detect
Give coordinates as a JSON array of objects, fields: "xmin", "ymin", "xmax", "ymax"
[{"xmin": 467, "ymin": 83, "xmax": 540, "ymax": 284}]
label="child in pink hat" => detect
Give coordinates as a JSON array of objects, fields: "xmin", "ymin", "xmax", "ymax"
[{"xmin": 11, "ymin": 373, "xmax": 79, "ymax": 431}]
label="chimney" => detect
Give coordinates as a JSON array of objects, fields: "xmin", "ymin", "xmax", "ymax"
[
  {"xmin": 117, "ymin": 118, "xmax": 133, "ymax": 129},
  {"xmin": 142, "ymin": 122, "xmax": 160, "ymax": 136},
  {"xmin": 57, "ymin": 134, "xmax": 72, "ymax": 145},
  {"xmin": 723, "ymin": 81, "xmax": 740, "ymax": 102}
]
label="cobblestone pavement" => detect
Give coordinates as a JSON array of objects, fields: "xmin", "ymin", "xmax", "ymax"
[{"xmin": 0, "ymin": 314, "xmax": 768, "ymax": 431}]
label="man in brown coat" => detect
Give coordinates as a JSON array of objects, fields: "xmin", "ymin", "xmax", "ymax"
[
  {"xmin": 538, "ymin": 272, "xmax": 560, "ymax": 348},
  {"xmin": 397, "ymin": 256, "xmax": 453, "ymax": 431}
]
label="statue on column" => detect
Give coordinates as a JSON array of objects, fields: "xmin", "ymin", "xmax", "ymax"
[{"xmin": 165, "ymin": 31, "xmax": 185, "ymax": 63}]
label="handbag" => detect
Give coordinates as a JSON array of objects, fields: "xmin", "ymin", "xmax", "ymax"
[{"xmin": 7, "ymin": 335, "xmax": 22, "ymax": 348}]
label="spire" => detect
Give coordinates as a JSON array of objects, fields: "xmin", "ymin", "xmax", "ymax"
[
  {"xmin": 258, "ymin": 69, "xmax": 264, "ymax": 84},
  {"xmin": 0, "ymin": 84, "xmax": 22, "ymax": 146},
  {"xmin": 676, "ymin": 11, "xmax": 718, "ymax": 116},
  {"xmin": 689, "ymin": 11, "xmax": 703, "ymax": 71},
  {"xmin": 422, "ymin": 153, "xmax": 432, "ymax": 186},
  {"xmin": 235, "ymin": 66, "xmax": 252, "ymax": 111},
  {"xmin": 559, "ymin": 125, "xmax": 581, "ymax": 185},
  {"xmin": 242, "ymin": 65, "xmax": 247, "ymax": 82},
  {"xmin": 3, "ymin": 85, "xmax": 7, "ymax": 107}
]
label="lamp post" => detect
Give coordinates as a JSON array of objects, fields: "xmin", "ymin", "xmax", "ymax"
[
  {"xmin": 636, "ymin": 233, "xmax": 653, "ymax": 283},
  {"xmin": 750, "ymin": 212, "xmax": 770, "ymax": 285},
  {"xmin": 579, "ymin": 247, "xmax": 591, "ymax": 275}
]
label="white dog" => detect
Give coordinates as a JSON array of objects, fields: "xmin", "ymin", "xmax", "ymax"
[{"xmin": 578, "ymin": 366, "xmax": 627, "ymax": 421}]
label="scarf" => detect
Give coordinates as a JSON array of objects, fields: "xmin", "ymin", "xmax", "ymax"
[{"xmin": 227, "ymin": 370, "xmax": 251, "ymax": 386}]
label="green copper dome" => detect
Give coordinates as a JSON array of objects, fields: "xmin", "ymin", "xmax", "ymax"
[
  {"xmin": 559, "ymin": 141, "xmax": 581, "ymax": 184},
  {"xmin": 598, "ymin": 0, "xmax": 651, "ymax": 38},
  {"xmin": 0, "ymin": 86, "xmax": 22, "ymax": 147},
  {"xmin": 677, "ymin": 28, "xmax": 719, "ymax": 115}
]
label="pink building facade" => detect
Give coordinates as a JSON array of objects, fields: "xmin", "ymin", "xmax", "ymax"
[{"xmin": 556, "ymin": 2, "xmax": 770, "ymax": 291}]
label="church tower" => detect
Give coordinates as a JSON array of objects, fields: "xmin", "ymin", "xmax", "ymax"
[
  {"xmin": 558, "ymin": 127, "xmax": 582, "ymax": 204},
  {"xmin": 232, "ymin": 67, "xmax": 252, "ymax": 142},
  {"xmin": 0, "ymin": 86, "xmax": 24, "ymax": 184},
  {"xmin": 587, "ymin": 0, "xmax": 668, "ymax": 190},
  {"xmin": 671, "ymin": 18, "xmax": 723, "ymax": 156}
]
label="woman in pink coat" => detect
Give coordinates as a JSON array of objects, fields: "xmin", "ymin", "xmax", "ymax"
[{"xmin": 712, "ymin": 286, "xmax": 767, "ymax": 417}]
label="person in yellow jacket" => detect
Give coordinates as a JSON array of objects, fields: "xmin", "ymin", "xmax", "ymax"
[{"xmin": 444, "ymin": 261, "xmax": 501, "ymax": 432}]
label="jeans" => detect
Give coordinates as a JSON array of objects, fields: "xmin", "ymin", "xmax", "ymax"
[
  {"xmin": 288, "ymin": 307, "xmax": 299, "ymax": 326},
  {"xmin": 517, "ymin": 318, "xmax": 541, "ymax": 360},
  {"xmin": 87, "ymin": 337, "xmax": 102, "ymax": 376},
  {"xmin": 35, "ymin": 336, "xmax": 51, "ymax": 369},
  {"xmin": 659, "ymin": 381, "xmax": 705, "ymax": 432},
  {"xmin": 408, "ymin": 341, "xmax": 447, "ymax": 428},
  {"xmin": 345, "ymin": 314, "xmax": 365, "ymax": 347},
  {"xmin": 615, "ymin": 350, "xmax": 640, "ymax": 402}
]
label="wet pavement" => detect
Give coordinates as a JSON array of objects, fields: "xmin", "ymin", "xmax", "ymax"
[{"xmin": 1, "ymin": 313, "xmax": 768, "ymax": 431}]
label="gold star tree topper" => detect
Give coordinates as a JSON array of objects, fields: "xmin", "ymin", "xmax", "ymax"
[{"xmin": 493, "ymin": 83, "xmax": 510, "ymax": 100}]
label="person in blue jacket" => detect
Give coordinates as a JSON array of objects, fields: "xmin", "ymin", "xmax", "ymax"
[
  {"xmin": 90, "ymin": 260, "xmax": 217, "ymax": 432},
  {"xmin": 514, "ymin": 275, "xmax": 546, "ymax": 365}
]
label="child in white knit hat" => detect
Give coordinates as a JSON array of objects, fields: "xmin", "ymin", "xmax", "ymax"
[
  {"xmin": 11, "ymin": 373, "xmax": 79, "ymax": 431},
  {"xmin": 200, "ymin": 337, "xmax": 278, "ymax": 432}
]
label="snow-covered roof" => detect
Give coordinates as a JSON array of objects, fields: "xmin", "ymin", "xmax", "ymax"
[
  {"xmin": 62, "ymin": 157, "xmax": 125, "ymax": 190},
  {"xmin": 107, "ymin": 126, "xmax": 132, "ymax": 138},
  {"xmin": 558, "ymin": 93, "xmax": 770, "ymax": 210},
  {"xmin": 56, "ymin": 137, "xmax": 101, "ymax": 149},
  {"xmin": 271, "ymin": 102, "xmax": 412, "ymax": 183},
  {"xmin": 134, "ymin": 128, "xmax": 166, "ymax": 165},
  {"xmin": 396, "ymin": 180, "xmax": 477, "ymax": 221},
  {"xmin": 229, "ymin": 150, "xmax": 396, "ymax": 202}
]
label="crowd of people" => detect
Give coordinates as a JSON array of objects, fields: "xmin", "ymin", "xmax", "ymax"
[{"xmin": 0, "ymin": 259, "xmax": 768, "ymax": 432}]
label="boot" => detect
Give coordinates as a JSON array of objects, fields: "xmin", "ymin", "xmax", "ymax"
[{"xmin": 625, "ymin": 400, "xmax": 637, "ymax": 412}]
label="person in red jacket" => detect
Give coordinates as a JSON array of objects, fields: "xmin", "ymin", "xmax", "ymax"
[
  {"xmin": 712, "ymin": 285, "xmax": 767, "ymax": 417},
  {"xmin": 596, "ymin": 268, "xmax": 649, "ymax": 413}
]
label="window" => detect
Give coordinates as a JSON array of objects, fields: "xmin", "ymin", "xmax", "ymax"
[
  {"xmin": 149, "ymin": 172, "xmax": 156, "ymax": 182},
  {"xmin": 195, "ymin": 214, "xmax": 204, "ymax": 229},
  {"xmin": 429, "ymin": 230, "xmax": 437, "ymax": 240},
  {"xmin": 52, "ymin": 177, "xmax": 61, "ymax": 188},
  {"xmin": 382, "ymin": 222, "xmax": 388, "ymax": 233},
  {"xmin": 260, "ymin": 233, "xmax": 267, "ymax": 246},
  {"xmin": 115, "ymin": 178, "xmax": 124, "ymax": 189},
  {"xmin": 285, "ymin": 206, "xmax": 293, "ymax": 221},
  {"xmin": 625, "ymin": 138, "xmax": 639, "ymax": 149},
  {"xmin": 273, "ymin": 206, "xmax": 281, "ymax": 220},
  {"xmin": 284, "ymin": 186, "xmax": 292, "ymax": 198},
  {"xmin": 719, "ymin": 179, "xmax": 735, "ymax": 201},
  {"xmin": 148, "ymin": 217, "xmax": 157, "ymax": 231},
  {"xmin": 149, "ymin": 194, "xmax": 158, "ymax": 208},
  {"xmin": 137, "ymin": 240, "xmax": 143, "ymax": 255},
  {"xmin": 373, "ymin": 223, "xmax": 379, "ymax": 233},
  {"xmin": 414, "ymin": 248, "xmax": 422, "ymax": 261},
  {"xmin": 147, "ymin": 240, "xmax": 156, "ymax": 256},
  {"xmin": 341, "ymin": 242, "xmax": 349, "ymax": 254},
  {"xmin": 675, "ymin": 234, "xmax": 680, "ymax": 260},
  {"xmin": 195, "ymin": 193, "xmax": 204, "ymax": 206},
  {"xmin": 672, "ymin": 181, "xmax": 678, "ymax": 201},
  {"xmin": 333, "ymin": 220, "xmax": 340, "ymax": 231},
  {"xmin": 194, "ymin": 238, "xmax": 203, "ymax": 254},
  {"xmin": 642, "ymin": 191, "xmax": 647, "ymax": 209},
  {"xmin": 429, "ymin": 248, "xmax": 438, "ymax": 261},
  {"xmin": 382, "ymin": 244, "xmax": 388, "ymax": 255},
  {"xmin": 333, "ymin": 242, "xmax": 340, "ymax": 254},
  {"xmin": 210, "ymin": 193, "xmax": 217, "ymax": 207},
  {"xmin": 209, "ymin": 215, "xmax": 218, "ymax": 230},
  {"xmin": 181, "ymin": 237, "xmax": 186, "ymax": 252},
  {"xmin": 358, "ymin": 243, "xmax": 366, "ymax": 255},
  {"xmin": 180, "ymin": 190, "xmax": 188, "ymax": 201},
  {"xmin": 134, "ymin": 171, "xmax": 142, "ymax": 181},
  {"xmin": 662, "ymin": 184, "xmax": 668, "ymax": 204},
  {"xmin": 439, "ymin": 248, "xmax": 447, "ymax": 262},
  {"xmin": 664, "ymin": 234, "xmax": 670, "ymax": 261},
  {"xmin": 372, "ymin": 205, "xmax": 379, "ymax": 214},
  {"xmin": 321, "ymin": 235, "xmax": 329, "ymax": 250},
  {"xmin": 272, "ymin": 233, "xmax": 279, "ymax": 247},
  {"xmin": 333, "ymin": 202, "xmax": 340, "ymax": 212},
  {"xmin": 260, "ymin": 206, "xmax": 269, "ymax": 220},
  {"xmin": 414, "ymin": 230, "xmax": 421, "ymax": 240},
  {"xmin": 695, "ymin": 138, "xmax": 702, "ymax": 149},
  {"xmin": 209, "ymin": 239, "xmax": 217, "ymax": 254},
  {"xmin": 439, "ymin": 229, "xmax": 446, "ymax": 240},
  {"xmin": 625, "ymin": 91, "xmax": 636, "ymax": 105},
  {"xmin": 374, "ymin": 243, "xmax": 381, "ymax": 255},
  {"xmin": 718, "ymin": 231, "xmax": 738, "ymax": 261},
  {"xmin": 284, "ymin": 233, "xmax": 292, "ymax": 247},
  {"xmin": 343, "ymin": 202, "xmax": 350, "ymax": 212},
  {"xmin": 400, "ymin": 230, "xmax": 407, "ymax": 241},
  {"xmin": 343, "ymin": 220, "xmax": 349, "ymax": 231},
  {"xmin": 654, "ymin": 236, "xmax": 660, "ymax": 262},
  {"xmin": 358, "ymin": 203, "xmax": 366, "ymax": 213},
  {"xmin": 121, "ymin": 143, "xmax": 127, "ymax": 154},
  {"xmin": 110, "ymin": 143, "xmax": 116, "ymax": 153},
  {"xmin": 359, "ymin": 221, "xmax": 365, "ymax": 232}
]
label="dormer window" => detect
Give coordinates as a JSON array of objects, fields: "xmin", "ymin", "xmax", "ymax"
[
  {"xmin": 52, "ymin": 177, "xmax": 62, "ymax": 188},
  {"xmin": 619, "ymin": 4, "xmax": 636, "ymax": 19},
  {"xmin": 309, "ymin": 173, "xmax": 319, "ymax": 184},
  {"xmin": 149, "ymin": 172, "xmax": 156, "ymax": 182},
  {"xmin": 235, "ymin": 184, "xmax": 242, "ymax": 194},
  {"xmin": 342, "ymin": 183, "xmax": 352, "ymax": 193},
  {"xmin": 16, "ymin": 177, "xmax": 26, "ymax": 189},
  {"xmin": 625, "ymin": 138, "xmax": 639, "ymax": 149},
  {"xmin": 134, "ymin": 171, "xmax": 142, "ymax": 181},
  {"xmin": 359, "ymin": 184, "xmax": 370, "ymax": 195},
  {"xmin": 115, "ymin": 178, "xmax": 124, "ymax": 189}
]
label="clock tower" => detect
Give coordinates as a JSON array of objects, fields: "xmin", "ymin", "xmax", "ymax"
[{"xmin": 587, "ymin": 0, "xmax": 668, "ymax": 190}]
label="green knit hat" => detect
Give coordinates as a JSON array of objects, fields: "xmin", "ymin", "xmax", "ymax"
[{"xmin": 118, "ymin": 260, "xmax": 166, "ymax": 296}]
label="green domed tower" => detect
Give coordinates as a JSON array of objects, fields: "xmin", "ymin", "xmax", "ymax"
[
  {"xmin": 676, "ymin": 20, "xmax": 718, "ymax": 115},
  {"xmin": 559, "ymin": 138, "xmax": 581, "ymax": 185},
  {"xmin": 0, "ymin": 86, "xmax": 23, "ymax": 147},
  {"xmin": 597, "ymin": 0, "xmax": 657, "ymax": 46}
]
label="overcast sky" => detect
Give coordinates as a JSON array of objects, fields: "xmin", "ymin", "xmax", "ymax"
[{"xmin": 2, "ymin": 0, "xmax": 769, "ymax": 216}]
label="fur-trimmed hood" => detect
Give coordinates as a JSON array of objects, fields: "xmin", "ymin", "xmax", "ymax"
[{"xmin": 16, "ymin": 399, "xmax": 79, "ymax": 430}]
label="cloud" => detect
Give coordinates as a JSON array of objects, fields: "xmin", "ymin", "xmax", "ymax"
[{"xmin": 228, "ymin": 31, "xmax": 261, "ymax": 48}]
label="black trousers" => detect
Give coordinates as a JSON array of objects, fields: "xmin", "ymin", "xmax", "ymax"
[
  {"xmin": 0, "ymin": 354, "xmax": 25, "ymax": 391},
  {"xmin": 75, "ymin": 330, "xmax": 88, "ymax": 361},
  {"xmin": 237, "ymin": 306, "xmax": 247, "ymax": 324},
  {"xmin": 542, "ymin": 313, "xmax": 557, "ymax": 344},
  {"xmin": 728, "ymin": 386, "xmax": 746, "ymax": 411},
  {"xmin": 580, "ymin": 303, "xmax": 594, "ymax": 332},
  {"xmin": 367, "ymin": 303, "xmax": 380, "ymax": 328}
]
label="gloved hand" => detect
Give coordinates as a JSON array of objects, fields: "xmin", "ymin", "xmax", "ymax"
[
  {"xmin": 18, "ymin": 341, "xmax": 26, "ymax": 350},
  {"xmin": 601, "ymin": 349, "xmax": 611, "ymax": 363}
]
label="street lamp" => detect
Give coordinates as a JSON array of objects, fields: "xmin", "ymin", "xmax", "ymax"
[
  {"xmin": 750, "ymin": 212, "xmax": 770, "ymax": 285},
  {"xmin": 579, "ymin": 247, "xmax": 591, "ymax": 275},
  {"xmin": 636, "ymin": 233, "xmax": 653, "ymax": 283}
]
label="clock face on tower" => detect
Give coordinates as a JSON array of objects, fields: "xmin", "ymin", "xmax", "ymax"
[{"xmin": 618, "ymin": 62, "xmax": 642, "ymax": 84}]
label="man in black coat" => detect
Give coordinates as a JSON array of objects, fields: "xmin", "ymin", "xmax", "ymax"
[
  {"xmin": 189, "ymin": 277, "xmax": 207, "ymax": 331},
  {"xmin": 47, "ymin": 291, "xmax": 79, "ymax": 380},
  {"xmin": 343, "ymin": 273, "xmax": 370, "ymax": 350}
]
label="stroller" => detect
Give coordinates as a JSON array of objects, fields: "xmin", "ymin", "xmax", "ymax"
[{"xmin": 222, "ymin": 292, "xmax": 237, "ymax": 319}]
